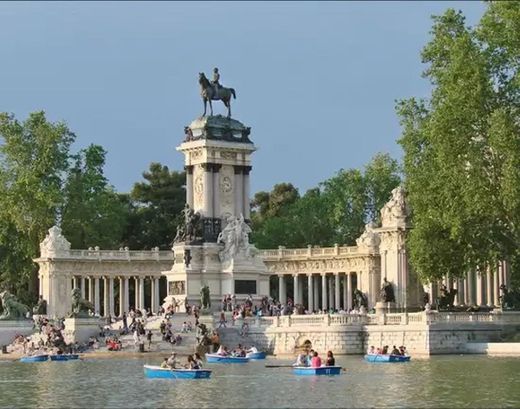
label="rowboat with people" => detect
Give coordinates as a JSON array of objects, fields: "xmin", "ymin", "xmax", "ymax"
[
  {"xmin": 50, "ymin": 354, "xmax": 80, "ymax": 361},
  {"xmin": 246, "ymin": 351, "xmax": 266, "ymax": 360},
  {"xmin": 19, "ymin": 354, "xmax": 48, "ymax": 363},
  {"xmin": 206, "ymin": 353, "xmax": 249, "ymax": 363},
  {"xmin": 293, "ymin": 366, "xmax": 342, "ymax": 376},
  {"xmin": 364, "ymin": 354, "xmax": 411, "ymax": 363},
  {"xmin": 143, "ymin": 365, "xmax": 212, "ymax": 379}
]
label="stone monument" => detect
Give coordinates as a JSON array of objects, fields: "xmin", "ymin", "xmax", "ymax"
[
  {"xmin": 162, "ymin": 69, "xmax": 270, "ymax": 311},
  {"xmin": 0, "ymin": 291, "xmax": 34, "ymax": 348},
  {"xmin": 63, "ymin": 288, "xmax": 101, "ymax": 344}
]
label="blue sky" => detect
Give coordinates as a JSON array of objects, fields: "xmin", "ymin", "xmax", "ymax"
[{"xmin": 0, "ymin": 1, "xmax": 486, "ymax": 195}]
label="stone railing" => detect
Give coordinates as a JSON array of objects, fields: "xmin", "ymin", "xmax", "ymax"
[
  {"xmin": 230, "ymin": 311, "xmax": 520, "ymax": 329},
  {"xmin": 258, "ymin": 245, "xmax": 360, "ymax": 260},
  {"xmin": 62, "ymin": 249, "xmax": 173, "ymax": 261}
]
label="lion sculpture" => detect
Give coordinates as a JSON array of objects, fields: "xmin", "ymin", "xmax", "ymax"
[
  {"xmin": 0, "ymin": 291, "xmax": 31, "ymax": 320},
  {"xmin": 69, "ymin": 288, "xmax": 94, "ymax": 318}
]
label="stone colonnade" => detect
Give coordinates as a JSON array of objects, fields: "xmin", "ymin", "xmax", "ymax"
[
  {"xmin": 70, "ymin": 275, "xmax": 162, "ymax": 317},
  {"xmin": 427, "ymin": 261, "xmax": 511, "ymax": 307},
  {"xmin": 277, "ymin": 272, "xmax": 357, "ymax": 312}
]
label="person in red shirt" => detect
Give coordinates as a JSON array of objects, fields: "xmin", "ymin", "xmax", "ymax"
[{"xmin": 310, "ymin": 351, "xmax": 322, "ymax": 368}]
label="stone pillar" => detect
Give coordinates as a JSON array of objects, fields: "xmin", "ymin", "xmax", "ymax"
[
  {"xmin": 89, "ymin": 277, "xmax": 95, "ymax": 303},
  {"xmin": 343, "ymin": 274, "xmax": 348, "ymax": 310},
  {"xmin": 476, "ymin": 273, "xmax": 484, "ymax": 306},
  {"xmin": 486, "ymin": 269, "xmax": 493, "ymax": 307},
  {"xmin": 298, "ymin": 276, "xmax": 303, "ymax": 306},
  {"xmin": 452, "ymin": 279, "xmax": 459, "ymax": 306},
  {"xmin": 243, "ymin": 166, "xmax": 252, "ymax": 220},
  {"xmin": 279, "ymin": 275, "xmax": 286, "ymax": 304},
  {"xmin": 103, "ymin": 277, "xmax": 109, "ymax": 317},
  {"xmin": 94, "ymin": 277, "xmax": 100, "ymax": 315},
  {"xmin": 108, "ymin": 277, "xmax": 114, "ymax": 318},
  {"xmin": 293, "ymin": 274, "xmax": 299, "ymax": 305},
  {"xmin": 234, "ymin": 166, "xmax": 244, "ymax": 217},
  {"xmin": 80, "ymin": 277, "xmax": 85, "ymax": 299},
  {"xmin": 139, "ymin": 277, "xmax": 145, "ymax": 312},
  {"xmin": 457, "ymin": 278, "xmax": 465, "ymax": 306},
  {"xmin": 119, "ymin": 277, "xmax": 125, "ymax": 316},
  {"xmin": 124, "ymin": 277, "xmax": 130, "ymax": 313},
  {"xmin": 154, "ymin": 277, "xmax": 160, "ymax": 313},
  {"xmin": 321, "ymin": 274, "xmax": 328, "ymax": 311},
  {"xmin": 307, "ymin": 274, "xmax": 314, "ymax": 312},
  {"xmin": 313, "ymin": 275, "xmax": 320, "ymax": 311},
  {"xmin": 185, "ymin": 165, "xmax": 194, "ymax": 208},
  {"xmin": 133, "ymin": 277, "xmax": 138, "ymax": 310},
  {"xmin": 212, "ymin": 164, "xmax": 221, "ymax": 219},
  {"xmin": 334, "ymin": 274, "xmax": 340, "ymax": 312},
  {"xmin": 73, "ymin": 277, "xmax": 79, "ymax": 290},
  {"xmin": 347, "ymin": 273, "xmax": 353, "ymax": 311},
  {"xmin": 328, "ymin": 275, "xmax": 334, "ymax": 310},
  {"xmin": 201, "ymin": 163, "xmax": 214, "ymax": 218},
  {"xmin": 494, "ymin": 266, "xmax": 500, "ymax": 307},
  {"xmin": 467, "ymin": 271, "xmax": 475, "ymax": 306}
]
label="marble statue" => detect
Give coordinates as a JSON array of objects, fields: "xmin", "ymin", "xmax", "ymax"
[
  {"xmin": 200, "ymin": 285, "xmax": 211, "ymax": 310},
  {"xmin": 0, "ymin": 291, "xmax": 31, "ymax": 320},
  {"xmin": 174, "ymin": 204, "xmax": 202, "ymax": 243},
  {"xmin": 380, "ymin": 185, "xmax": 410, "ymax": 227},
  {"xmin": 380, "ymin": 278, "xmax": 396, "ymax": 303},
  {"xmin": 199, "ymin": 69, "xmax": 236, "ymax": 118},
  {"xmin": 217, "ymin": 214, "xmax": 253, "ymax": 262},
  {"xmin": 40, "ymin": 225, "xmax": 71, "ymax": 257},
  {"xmin": 356, "ymin": 222, "xmax": 380, "ymax": 248},
  {"xmin": 32, "ymin": 295, "xmax": 47, "ymax": 315},
  {"xmin": 69, "ymin": 288, "xmax": 94, "ymax": 318},
  {"xmin": 353, "ymin": 289, "xmax": 368, "ymax": 310}
]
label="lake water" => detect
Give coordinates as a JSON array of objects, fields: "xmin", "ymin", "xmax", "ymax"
[{"xmin": 0, "ymin": 355, "xmax": 519, "ymax": 408}]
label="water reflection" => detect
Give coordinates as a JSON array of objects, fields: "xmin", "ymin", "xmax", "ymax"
[{"xmin": 0, "ymin": 356, "xmax": 519, "ymax": 408}]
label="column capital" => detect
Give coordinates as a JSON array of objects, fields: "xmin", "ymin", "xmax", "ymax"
[{"xmin": 185, "ymin": 165, "xmax": 194, "ymax": 174}]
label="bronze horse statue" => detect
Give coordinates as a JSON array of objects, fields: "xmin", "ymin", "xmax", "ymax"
[{"xmin": 198, "ymin": 73, "xmax": 236, "ymax": 118}]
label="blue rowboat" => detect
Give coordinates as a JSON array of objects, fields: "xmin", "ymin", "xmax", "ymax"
[
  {"xmin": 206, "ymin": 353, "xmax": 249, "ymax": 363},
  {"xmin": 49, "ymin": 354, "xmax": 80, "ymax": 361},
  {"xmin": 364, "ymin": 354, "xmax": 411, "ymax": 363},
  {"xmin": 143, "ymin": 365, "xmax": 212, "ymax": 379},
  {"xmin": 246, "ymin": 351, "xmax": 266, "ymax": 360},
  {"xmin": 20, "ymin": 354, "xmax": 48, "ymax": 363},
  {"xmin": 293, "ymin": 366, "xmax": 342, "ymax": 376}
]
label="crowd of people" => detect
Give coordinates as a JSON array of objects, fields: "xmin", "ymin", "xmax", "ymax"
[
  {"xmin": 293, "ymin": 349, "xmax": 336, "ymax": 368},
  {"xmin": 367, "ymin": 345, "xmax": 408, "ymax": 356}
]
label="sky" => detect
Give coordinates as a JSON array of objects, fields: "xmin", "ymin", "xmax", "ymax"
[{"xmin": 0, "ymin": 1, "xmax": 486, "ymax": 195}]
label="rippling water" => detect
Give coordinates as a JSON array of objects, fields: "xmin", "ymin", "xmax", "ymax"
[{"xmin": 0, "ymin": 355, "xmax": 519, "ymax": 408}]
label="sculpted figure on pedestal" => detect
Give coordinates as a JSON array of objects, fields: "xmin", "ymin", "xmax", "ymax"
[
  {"xmin": 40, "ymin": 226, "xmax": 71, "ymax": 257},
  {"xmin": 199, "ymin": 68, "xmax": 237, "ymax": 118},
  {"xmin": 200, "ymin": 285, "xmax": 211, "ymax": 310},
  {"xmin": 380, "ymin": 277, "xmax": 396, "ymax": 303},
  {"xmin": 356, "ymin": 222, "xmax": 381, "ymax": 248},
  {"xmin": 69, "ymin": 288, "xmax": 94, "ymax": 318},
  {"xmin": 0, "ymin": 291, "xmax": 31, "ymax": 320},
  {"xmin": 174, "ymin": 204, "xmax": 202, "ymax": 244},
  {"xmin": 380, "ymin": 185, "xmax": 410, "ymax": 227},
  {"xmin": 217, "ymin": 214, "xmax": 253, "ymax": 262},
  {"xmin": 32, "ymin": 295, "xmax": 48, "ymax": 315}
]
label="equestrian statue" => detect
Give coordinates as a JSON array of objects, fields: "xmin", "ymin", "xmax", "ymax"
[{"xmin": 199, "ymin": 68, "xmax": 236, "ymax": 118}]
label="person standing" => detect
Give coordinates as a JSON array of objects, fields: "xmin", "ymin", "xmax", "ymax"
[{"xmin": 146, "ymin": 330, "xmax": 153, "ymax": 350}]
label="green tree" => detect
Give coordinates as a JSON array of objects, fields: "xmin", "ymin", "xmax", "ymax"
[
  {"xmin": 0, "ymin": 111, "xmax": 75, "ymax": 302},
  {"xmin": 61, "ymin": 144, "xmax": 128, "ymax": 249},
  {"xmin": 122, "ymin": 163, "xmax": 186, "ymax": 249},
  {"xmin": 397, "ymin": 4, "xmax": 520, "ymax": 283}
]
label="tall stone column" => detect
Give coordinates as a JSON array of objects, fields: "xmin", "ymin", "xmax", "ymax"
[
  {"xmin": 139, "ymin": 277, "xmax": 145, "ymax": 312},
  {"xmin": 103, "ymin": 277, "xmax": 109, "ymax": 317},
  {"xmin": 89, "ymin": 277, "xmax": 95, "ymax": 303},
  {"xmin": 124, "ymin": 277, "xmax": 130, "ymax": 313},
  {"xmin": 293, "ymin": 274, "xmax": 299, "ymax": 305},
  {"xmin": 452, "ymin": 279, "xmax": 459, "ymax": 306},
  {"xmin": 298, "ymin": 276, "xmax": 303, "ymax": 306},
  {"xmin": 278, "ymin": 275, "xmax": 286, "ymax": 304},
  {"xmin": 133, "ymin": 277, "xmax": 139, "ymax": 310},
  {"xmin": 73, "ymin": 277, "xmax": 79, "ymax": 290},
  {"xmin": 342, "ymin": 274, "xmax": 348, "ymax": 310},
  {"xmin": 328, "ymin": 275, "xmax": 334, "ymax": 310},
  {"xmin": 234, "ymin": 166, "xmax": 244, "ymax": 217},
  {"xmin": 212, "ymin": 164, "xmax": 221, "ymax": 219},
  {"xmin": 307, "ymin": 274, "xmax": 314, "ymax": 312},
  {"xmin": 243, "ymin": 166, "xmax": 252, "ymax": 220},
  {"xmin": 476, "ymin": 273, "xmax": 484, "ymax": 306},
  {"xmin": 347, "ymin": 273, "xmax": 353, "ymax": 311},
  {"xmin": 119, "ymin": 277, "xmax": 125, "ymax": 316},
  {"xmin": 313, "ymin": 275, "xmax": 320, "ymax": 311},
  {"xmin": 467, "ymin": 271, "xmax": 475, "ymax": 306},
  {"xmin": 108, "ymin": 277, "xmax": 114, "ymax": 318},
  {"xmin": 321, "ymin": 274, "xmax": 328, "ymax": 311},
  {"xmin": 334, "ymin": 274, "xmax": 340, "ymax": 312},
  {"xmin": 80, "ymin": 277, "xmax": 86, "ymax": 299},
  {"xmin": 494, "ymin": 266, "xmax": 500, "ymax": 307},
  {"xmin": 94, "ymin": 277, "xmax": 100, "ymax": 315},
  {"xmin": 457, "ymin": 278, "xmax": 465, "ymax": 306},
  {"xmin": 154, "ymin": 277, "xmax": 160, "ymax": 312},
  {"xmin": 486, "ymin": 269, "xmax": 493, "ymax": 307},
  {"xmin": 185, "ymin": 165, "xmax": 194, "ymax": 208},
  {"xmin": 203, "ymin": 164, "xmax": 214, "ymax": 218}
]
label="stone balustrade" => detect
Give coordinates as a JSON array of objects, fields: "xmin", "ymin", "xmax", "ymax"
[
  {"xmin": 258, "ymin": 245, "xmax": 359, "ymax": 260},
  {"xmin": 65, "ymin": 249, "xmax": 173, "ymax": 261}
]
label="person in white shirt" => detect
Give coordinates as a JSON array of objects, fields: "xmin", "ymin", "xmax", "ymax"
[{"xmin": 246, "ymin": 345, "xmax": 258, "ymax": 354}]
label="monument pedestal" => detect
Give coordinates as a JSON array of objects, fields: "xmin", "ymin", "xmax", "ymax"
[
  {"xmin": 375, "ymin": 301, "xmax": 397, "ymax": 314},
  {"xmin": 0, "ymin": 320, "xmax": 34, "ymax": 348},
  {"xmin": 63, "ymin": 317, "xmax": 101, "ymax": 344}
]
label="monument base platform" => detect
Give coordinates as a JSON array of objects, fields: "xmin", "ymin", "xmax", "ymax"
[
  {"xmin": 375, "ymin": 301, "xmax": 397, "ymax": 314},
  {"xmin": 0, "ymin": 320, "xmax": 34, "ymax": 348},
  {"xmin": 64, "ymin": 317, "xmax": 102, "ymax": 344}
]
